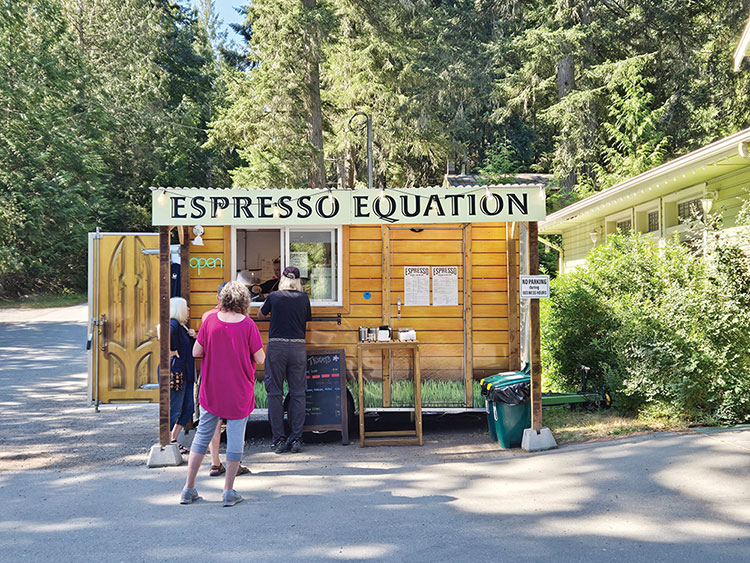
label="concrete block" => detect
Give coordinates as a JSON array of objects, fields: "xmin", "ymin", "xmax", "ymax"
[
  {"xmin": 146, "ymin": 443, "xmax": 183, "ymax": 468},
  {"xmin": 522, "ymin": 427, "xmax": 557, "ymax": 452}
]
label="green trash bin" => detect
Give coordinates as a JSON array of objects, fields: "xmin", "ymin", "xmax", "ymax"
[
  {"xmin": 482, "ymin": 372, "xmax": 531, "ymax": 448},
  {"xmin": 480, "ymin": 365, "xmax": 530, "ymax": 445}
]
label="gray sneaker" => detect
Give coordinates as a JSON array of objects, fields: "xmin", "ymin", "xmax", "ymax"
[
  {"xmin": 222, "ymin": 489, "xmax": 244, "ymax": 507},
  {"xmin": 179, "ymin": 487, "xmax": 200, "ymax": 504}
]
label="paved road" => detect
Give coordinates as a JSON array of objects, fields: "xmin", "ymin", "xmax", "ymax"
[{"xmin": 0, "ymin": 306, "xmax": 748, "ymax": 562}]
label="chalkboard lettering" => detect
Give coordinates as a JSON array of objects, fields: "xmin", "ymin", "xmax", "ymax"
[{"xmin": 303, "ymin": 349, "xmax": 349, "ymax": 445}]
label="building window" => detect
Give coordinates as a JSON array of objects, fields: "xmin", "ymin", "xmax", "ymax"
[
  {"xmin": 605, "ymin": 209, "xmax": 634, "ymax": 239},
  {"xmin": 234, "ymin": 226, "xmax": 342, "ymax": 306},
  {"xmin": 677, "ymin": 198, "xmax": 702, "ymax": 223},
  {"xmin": 616, "ymin": 219, "xmax": 632, "ymax": 232},
  {"xmin": 634, "ymin": 201, "xmax": 660, "ymax": 236},
  {"xmin": 288, "ymin": 229, "xmax": 339, "ymax": 302},
  {"xmin": 663, "ymin": 183, "xmax": 706, "ymax": 238}
]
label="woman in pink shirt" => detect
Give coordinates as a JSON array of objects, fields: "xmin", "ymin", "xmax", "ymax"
[{"xmin": 180, "ymin": 281, "xmax": 265, "ymax": 507}]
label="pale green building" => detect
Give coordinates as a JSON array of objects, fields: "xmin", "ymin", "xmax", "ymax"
[{"xmin": 539, "ymin": 127, "xmax": 750, "ymax": 272}]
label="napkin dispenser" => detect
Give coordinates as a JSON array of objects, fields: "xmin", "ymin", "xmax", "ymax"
[{"xmin": 397, "ymin": 328, "xmax": 416, "ymax": 342}]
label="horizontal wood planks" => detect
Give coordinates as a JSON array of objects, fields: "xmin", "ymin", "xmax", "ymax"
[
  {"xmin": 188, "ymin": 222, "xmax": 516, "ymax": 384},
  {"xmin": 471, "ymin": 223, "xmax": 512, "ymax": 374}
]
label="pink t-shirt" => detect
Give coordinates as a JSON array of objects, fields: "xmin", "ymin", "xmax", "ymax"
[{"xmin": 197, "ymin": 314, "xmax": 264, "ymax": 419}]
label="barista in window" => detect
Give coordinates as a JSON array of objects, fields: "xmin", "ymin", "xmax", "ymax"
[{"xmin": 250, "ymin": 257, "xmax": 281, "ymax": 297}]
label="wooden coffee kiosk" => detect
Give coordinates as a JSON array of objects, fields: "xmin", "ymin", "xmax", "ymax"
[{"xmin": 89, "ymin": 185, "xmax": 547, "ymax": 452}]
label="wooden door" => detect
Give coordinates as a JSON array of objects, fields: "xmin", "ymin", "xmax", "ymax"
[
  {"xmin": 387, "ymin": 226, "xmax": 466, "ymax": 407},
  {"xmin": 92, "ymin": 234, "xmax": 159, "ymax": 403}
]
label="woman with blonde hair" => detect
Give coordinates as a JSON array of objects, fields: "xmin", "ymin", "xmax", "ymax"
[
  {"xmin": 180, "ymin": 281, "xmax": 265, "ymax": 507},
  {"xmin": 258, "ymin": 266, "xmax": 311, "ymax": 454},
  {"xmin": 168, "ymin": 297, "xmax": 196, "ymax": 454}
]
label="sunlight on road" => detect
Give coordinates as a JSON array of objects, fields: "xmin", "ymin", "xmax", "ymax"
[{"xmin": 298, "ymin": 544, "xmax": 397, "ymax": 559}]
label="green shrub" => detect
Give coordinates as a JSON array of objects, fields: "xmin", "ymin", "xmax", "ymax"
[{"xmin": 542, "ymin": 229, "xmax": 750, "ymax": 425}]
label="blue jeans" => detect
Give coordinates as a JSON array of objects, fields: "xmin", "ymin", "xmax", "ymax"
[
  {"xmin": 190, "ymin": 407, "xmax": 248, "ymax": 462},
  {"xmin": 170, "ymin": 382, "xmax": 194, "ymax": 429}
]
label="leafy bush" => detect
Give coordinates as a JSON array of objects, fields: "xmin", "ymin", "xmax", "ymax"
[{"xmin": 542, "ymin": 229, "xmax": 750, "ymax": 424}]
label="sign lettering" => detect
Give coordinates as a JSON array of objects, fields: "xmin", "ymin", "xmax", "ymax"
[
  {"xmin": 152, "ymin": 186, "xmax": 546, "ymax": 226},
  {"xmin": 189, "ymin": 257, "xmax": 223, "ymax": 275},
  {"xmin": 519, "ymin": 275, "xmax": 550, "ymax": 299}
]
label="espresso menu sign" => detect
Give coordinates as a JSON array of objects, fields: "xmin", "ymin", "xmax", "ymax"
[
  {"xmin": 304, "ymin": 349, "xmax": 349, "ymax": 445},
  {"xmin": 151, "ymin": 186, "xmax": 546, "ymax": 226}
]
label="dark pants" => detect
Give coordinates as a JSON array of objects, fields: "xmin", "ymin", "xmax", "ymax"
[{"xmin": 265, "ymin": 341, "xmax": 307, "ymax": 442}]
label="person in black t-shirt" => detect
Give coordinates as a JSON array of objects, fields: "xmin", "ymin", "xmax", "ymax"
[
  {"xmin": 253, "ymin": 257, "xmax": 281, "ymax": 296},
  {"xmin": 258, "ymin": 266, "xmax": 312, "ymax": 453}
]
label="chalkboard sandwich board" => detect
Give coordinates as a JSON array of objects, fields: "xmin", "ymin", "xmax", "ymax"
[{"xmin": 304, "ymin": 348, "xmax": 349, "ymax": 445}]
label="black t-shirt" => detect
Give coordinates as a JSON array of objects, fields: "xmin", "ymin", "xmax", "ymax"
[
  {"xmin": 258, "ymin": 276, "xmax": 279, "ymax": 294},
  {"xmin": 260, "ymin": 290, "xmax": 312, "ymax": 339}
]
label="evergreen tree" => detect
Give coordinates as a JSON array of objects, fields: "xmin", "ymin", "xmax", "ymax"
[{"xmin": 0, "ymin": 0, "xmax": 102, "ymax": 293}]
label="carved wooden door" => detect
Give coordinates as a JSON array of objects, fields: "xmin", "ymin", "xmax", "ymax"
[{"xmin": 92, "ymin": 234, "xmax": 159, "ymax": 403}]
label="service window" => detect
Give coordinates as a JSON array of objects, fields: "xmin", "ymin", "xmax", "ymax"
[
  {"xmin": 288, "ymin": 228, "xmax": 339, "ymax": 303},
  {"xmin": 233, "ymin": 226, "xmax": 342, "ymax": 307}
]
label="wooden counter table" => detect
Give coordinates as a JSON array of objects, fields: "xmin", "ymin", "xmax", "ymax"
[{"xmin": 357, "ymin": 340, "xmax": 423, "ymax": 447}]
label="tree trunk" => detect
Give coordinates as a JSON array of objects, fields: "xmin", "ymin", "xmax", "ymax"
[
  {"xmin": 556, "ymin": 56, "xmax": 577, "ymax": 194},
  {"xmin": 302, "ymin": 0, "xmax": 326, "ymax": 190},
  {"xmin": 556, "ymin": 56, "xmax": 575, "ymax": 100}
]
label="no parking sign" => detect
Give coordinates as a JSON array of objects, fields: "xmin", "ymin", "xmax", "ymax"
[{"xmin": 519, "ymin": 275, "xmax": 550, "ymax": 299}]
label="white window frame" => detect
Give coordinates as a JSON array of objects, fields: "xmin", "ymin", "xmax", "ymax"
[
  {"xmin": 231, "ymin": 225, "xmax": 343, "ymax": 307},
  {"xmin": 286, "ymin": 226, "xmax": 343, "ymax": 307},
  {"xmin": 604, "ymin": 208, "xmax": 634, "ymax": 240},
  {"xmin": 663, "ymin": 183, "xmax": 706, "ymax": 238},
  {"xmin": 634, "ymin": 200, "xmax": 661, "ymax": 240}
]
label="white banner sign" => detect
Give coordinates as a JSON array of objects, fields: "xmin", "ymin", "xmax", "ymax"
[
  {"xmin": 289, "ymin": 252, "xmax": 309, "ymax": 278},
  {"xmin": 152, "ymin": 186, "xmax": 546, "ymax": 226},
  {"xmin": 432, "ymin": 266, "xmax": 459, "ymax": 306},
  {"xmin": 404, "ymin": 266, "xmax": 430, "ymax": 306},
  {"xmin": 520, "ymin": 275, "xmax": 550, "ymax": 299}
]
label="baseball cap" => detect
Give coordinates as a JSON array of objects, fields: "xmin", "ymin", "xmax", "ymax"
[{"xmin": 283, "ymin": 266, "xmax": 300, "ymax": 279}]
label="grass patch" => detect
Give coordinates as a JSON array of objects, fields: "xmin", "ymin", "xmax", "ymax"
[
  {"xmin": 348, "ymin": 380, "xmax": 485, "ymax": 408},
  {"xmin": 543, "ymin": 406, "xmax": 687, "ymax": 445},
  {"xmin": 256, "ymin": 380, "xmax": 485, "ymax": 409},
  {"xmin": 253, "ymin": 380, "xmax": 288, "ymax": 409},
  {"xmin": 255, "ymin": 378, "xmax": 691, "ymax": 445},
  {"xmin": 0, "ymin": 292, "xmax": 87, "ymax": 309}
]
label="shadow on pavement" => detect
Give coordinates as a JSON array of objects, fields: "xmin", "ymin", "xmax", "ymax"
[{"xmin": 1, "ymin": 314, "xmax": 749, "ymax": 562}]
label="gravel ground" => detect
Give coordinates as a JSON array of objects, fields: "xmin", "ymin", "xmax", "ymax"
[{"xmin": 0, "ymin": 305, "xmax": 162, "ymax": 470}]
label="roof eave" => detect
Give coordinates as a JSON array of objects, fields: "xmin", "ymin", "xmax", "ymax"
[{"xmin": 540, "ymin": 127, "xmax": 750, "ymax": 233}]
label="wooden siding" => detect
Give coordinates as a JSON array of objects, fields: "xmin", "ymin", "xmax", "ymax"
[
  {"xmin": 188, "ymin": 222, "xmax": 516, "ymax": 385},
  {"xmin": 387, "ymin": 226, "xmax": 465, "ymax": 383},
  {"xmin": 472, "ymin": 223, "xmax": 512, "ymax": 376}
]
